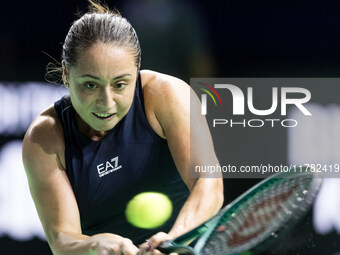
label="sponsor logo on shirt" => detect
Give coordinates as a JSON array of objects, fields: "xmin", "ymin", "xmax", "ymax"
[{"xmin": 97, "ymin": 156, "xmax": 122, "ymax": 177}]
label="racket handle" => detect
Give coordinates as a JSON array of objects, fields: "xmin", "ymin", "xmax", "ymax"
[{"xmin": 158, "ymin": 240, "xmax": 197, "ymax": 255}]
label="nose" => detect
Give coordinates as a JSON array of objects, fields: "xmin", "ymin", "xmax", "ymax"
[{"xmin": 97, "ymin": 86, "xmax": 115, "ymax": 109}]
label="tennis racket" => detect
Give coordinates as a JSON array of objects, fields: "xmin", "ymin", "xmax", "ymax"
[{"xmin": 158, "ymin": 170, "xmax": 322, "ymax": 255}]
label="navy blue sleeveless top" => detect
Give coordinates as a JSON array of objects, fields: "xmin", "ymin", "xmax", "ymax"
[{"xmin": 54, "ymin": 73, "xmax": 189, "ymax": 244}]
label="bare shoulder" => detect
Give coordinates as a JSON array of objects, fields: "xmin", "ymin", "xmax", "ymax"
[
  {"xmin": 140, "ymin": 69, "xmax": 190, "ymax": 97},
  {"xmin": 23, "ymin": 105, "xmax": 63, "ymax": 151},
  {"xmin": 139, "ymin": 70, "xmax": 191, "ymax": 138},
  {"xmin": 140, "ymin": 69, "xmax": 190, "ymax": 115},
  {"xmin": 22, "ymin": 105, "xmax": 65, "ymax": 173}
]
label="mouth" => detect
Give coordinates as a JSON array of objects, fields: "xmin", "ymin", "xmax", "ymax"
[{"xmin": 93, "ymin": 112, "xmax": 116, "ymax": 120}]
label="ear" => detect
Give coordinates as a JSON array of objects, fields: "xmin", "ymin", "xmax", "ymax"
[{"xmin": 62, "ymin": 60, "xmax": 69, "ymax": 87}]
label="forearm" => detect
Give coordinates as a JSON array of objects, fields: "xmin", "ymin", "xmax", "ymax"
[
  {"xmin": 51, "ymin": 232, "xmax": 91, "ymax": 255},
  {"xmin": 51, "ymin": 231, "xmax": 138, "ymax": 255},
  {"xmin": 168, "ymin": 178, "xmax": 224, "ymax": 238}
]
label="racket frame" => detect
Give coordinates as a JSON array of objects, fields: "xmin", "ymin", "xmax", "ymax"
[{"xmin": 158, "ymin": 171, "xmax": 322, "ymax": 255}]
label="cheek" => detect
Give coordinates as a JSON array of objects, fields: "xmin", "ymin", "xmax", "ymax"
[
  {"xmin": 116, "ymin": 88, "xmax": 135, "ymax": 112},
  {"xmin": 70, "ymin": 87, "xmax": 92, "ymax": 109},
  {"xmin": 124, "ymin": 87, "xmax": 136, "ymax": 107}
]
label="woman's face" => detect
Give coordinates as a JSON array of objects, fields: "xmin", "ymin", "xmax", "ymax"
[{"xmin": 65, "ymin": 43, "xmax": 138, "ymax": 136}]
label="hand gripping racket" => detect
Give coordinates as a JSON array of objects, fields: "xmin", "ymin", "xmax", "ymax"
[{"xmin": 158, "ymin": 170, "xmax": 322, "ymax": 255}]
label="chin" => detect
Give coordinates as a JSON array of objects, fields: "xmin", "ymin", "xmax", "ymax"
[
  {"xmin": 93, "ymin": 126, "xmax": 113, "ymax": 132},
  {"xmin": 96, "ymin": 123, "xmax": 117, "ymax": 132},
  {"xmin": 91, "ymin": 118, "xmax": 119, "ymax": 132}
]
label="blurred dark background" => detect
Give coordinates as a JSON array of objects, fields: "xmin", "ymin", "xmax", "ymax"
[
  {"xmin": 4, "ymin": 1, "xmax": 340, "ymax": 82},
  {"xmin": 1, "ymin": 0, "xmax": 340, "ymax": 254}
]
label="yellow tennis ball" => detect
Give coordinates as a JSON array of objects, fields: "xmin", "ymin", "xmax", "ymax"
[{"xmin": 125, "ymin": 192, "xmax": 173, "ymax": 229}]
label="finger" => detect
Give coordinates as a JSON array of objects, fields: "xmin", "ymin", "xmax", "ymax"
[
  {"xmin": 97, "ymin": 248, "xmax": 114, "ymax": 255},
  {"xmin": 94, "ymin": 246, "xmax": 112, "ymax": 255},
  {"xmin": 138, "ymin": 241, "xmax": 152, "ymax": 255},
  {"xmin": 147, "ymin": 232, "xmax": 171, "ymax": 248},
  {"xmin": 150, "ymin": 249, "xmax": 163, "ymax": 255},
  {"xmin": 110, "ymin": 245, "xmax": 122, "ymax": 255},
  {"xmin": 122, "ymin": 247, "xmax": 139, "ymax": 255},
  {"xmin": 138, "ymin": 249, "xmax": 161, "ymax": 255},
  {"xmin": 120, "ymin": 238, "xmax": 139, "ymax": 255}
]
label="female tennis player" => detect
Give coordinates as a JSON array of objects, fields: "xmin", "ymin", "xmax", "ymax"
[{"xmin": 22, "ymin": 1, "xmax": 223, "ymax": 254}]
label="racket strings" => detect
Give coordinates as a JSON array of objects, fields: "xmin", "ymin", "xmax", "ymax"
[{"xmin": 201, "ymin": 176, "xmax": 316, "ymax": 255}]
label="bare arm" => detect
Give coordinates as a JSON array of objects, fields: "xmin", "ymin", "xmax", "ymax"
[
  {"xmin": 141, "ymin": 71, "xmax": 224, "ymax": 250},
  {"xmin": 22, "ymin": 109, "xmax": 138, "ymax": 255}
]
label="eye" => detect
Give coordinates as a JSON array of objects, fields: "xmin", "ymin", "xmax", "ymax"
[
  {"xmin": 83, "ymin": 82, "xmax": 97, "ymax": 89},
  {"xmin": 114, "ymin": 82, "xmax": 127, "ymax": 90}
]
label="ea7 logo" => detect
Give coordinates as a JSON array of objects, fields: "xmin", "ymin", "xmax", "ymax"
[
  {"xmin": 200, "ymin": 84, "xmax": 312, "ymax": 116},
  {"xmin": 97, "ymin": 156, "xmax": 122, "ymax": 178}
]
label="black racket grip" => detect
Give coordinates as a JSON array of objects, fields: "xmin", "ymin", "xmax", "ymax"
[{"xmin": 157, "ymin": 240, "xmax": 197, "ymax": 254}]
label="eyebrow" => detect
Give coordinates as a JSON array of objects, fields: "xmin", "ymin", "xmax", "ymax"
[{"xmin": 78, "ymin": 73, "xmax": 132, "ymax": 80}]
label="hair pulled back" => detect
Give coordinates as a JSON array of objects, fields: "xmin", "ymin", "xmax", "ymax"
[{"xmin": 62, "ymin": 0, "xmax": 141, "ymax": 71}]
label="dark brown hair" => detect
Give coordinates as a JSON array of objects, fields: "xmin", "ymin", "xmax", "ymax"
[{"xmin": 46, "ymin": 0, "xmax": 141, "ymax": 83}]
